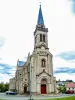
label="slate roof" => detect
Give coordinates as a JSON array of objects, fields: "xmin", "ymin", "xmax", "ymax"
[
  {"xmin": 17, "ymin": 61, "xmax": 25, "ymax": 66},
  {"xmin": 37, "ymin": 5, "xmax": 44, "ymax": 25}
]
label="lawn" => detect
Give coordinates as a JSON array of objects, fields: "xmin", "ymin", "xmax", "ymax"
[{"xmin": 42, "ymin": 96, "xmax": 75, "ymax": 100}]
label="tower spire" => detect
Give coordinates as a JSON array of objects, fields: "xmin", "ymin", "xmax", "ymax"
[
  {"xmin": 37, "ymin": 5, "xmax": 44, "ymax": 25},
  {"xmin": 34, "ymin": 4, "xmax": 48, "ymax": 35}
]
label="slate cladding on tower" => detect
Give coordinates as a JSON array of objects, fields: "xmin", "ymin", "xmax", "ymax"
[
  {"xmin": 34, "ymin": 5, "xmax": 48, "ymax": 35},
  {"xmin": 37, "ymin": 5, "xmax": 44, "ymax": 25}
]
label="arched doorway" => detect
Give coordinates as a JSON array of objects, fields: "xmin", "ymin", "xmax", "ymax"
[
  {"xmin": 41, "ymin": 79, "xmax": 47, "ymax": 94},
  {"xmin": 24, "ymin": 84, "xmax": 27, "ymax": 93}
]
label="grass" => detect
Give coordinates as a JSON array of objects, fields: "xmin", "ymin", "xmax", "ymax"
[{"xmin": 42, "ymin": 96, "xmax": 75, "ymax": 100}]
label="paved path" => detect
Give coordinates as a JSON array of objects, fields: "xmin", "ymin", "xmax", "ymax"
[
  {"xmin": 0, "ymin": 93, "xmax": 29, "ymax": 100},
  {"xmin": 0, "ymin": 93, "xmax": 75, "ymax": 100}
]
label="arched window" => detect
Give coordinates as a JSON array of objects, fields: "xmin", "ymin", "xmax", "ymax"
[
  {"xmin": 43, "ymin": 34, "xmax": 45, "ymax": 42},
  {"xmin": 40, "ymin": 34, "xmax": 42, "ymax": 41},
  {"xmin": 41, "ymin": 59, "xmax": 46, "ymax": 67}
]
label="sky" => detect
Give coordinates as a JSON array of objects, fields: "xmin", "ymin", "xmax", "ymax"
[{"xmin": 0, "ymin": 0, "xmax": 75, "ymax": 83}]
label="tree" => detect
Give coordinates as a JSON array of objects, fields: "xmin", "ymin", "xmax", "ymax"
[
  {"xmin": 4, "ymin": 83, "xmax": 9, "ymax": 91},
  {"xmin": 58, "ymin": 85, "xmax": 66, "ymax": 93},
  {"xmin": 0, "ymin": 82, "xmax": 9, "ymax": 92}
]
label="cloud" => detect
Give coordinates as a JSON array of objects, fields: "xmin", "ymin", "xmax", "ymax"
[
  {"xmin": 53, "ymin": 56, "xmax": 75, "ymax": 71},
  {"xmin": 54, "ymin": 67, "xmax": 75, "ymax": 74},
  {"xmin": 0, "ymin": 58, "xmax": 2, "ymax": 60},
  {"xmin": 0, "ymin": 37, "xmax": 6, "ymax": 48},
  {"xmin": 0, "ymin": 66, "xmax": 3, "ymax": 70},
  {"xmin": 53, "ymin": 51, "xmax": 75, "ymax": 81},
  {"xmin": 56, "ymin": 51, "xmax": 75, "ymax": 61},
  {"xmin": 0, "ymin": 73, "xmax": 12, "ymax": 83},
  {"xmin": 0, "ymin": 63, "xmax": 16, "ymax": 76},
  {"xmin": 54, "ymin": 73, "xmax": 75, "ymax": 82},
  {"xmin": 0, "ymin": 63, "xmax": 16, "ymax": 83}
]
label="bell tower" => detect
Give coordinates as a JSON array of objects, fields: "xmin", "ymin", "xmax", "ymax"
[
  {"xmin": 31, "ymin": 5, "xmax": 56, "ymax": 94},
  {"xmin": 34, "ymin": 5, "xmax": 48, "ymax": 50}
]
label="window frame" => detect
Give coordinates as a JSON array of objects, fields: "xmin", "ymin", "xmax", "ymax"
[
  {"xmin": 41, "ymin": 59, "xmax": 46, "ymax": 67},
  {"xmin": 43, "ymin": 34, "xmax": 45, "ymax": 42},
  {"xmin": 40, "ymin": 34, "xmax": 42, "ymax": 42}
]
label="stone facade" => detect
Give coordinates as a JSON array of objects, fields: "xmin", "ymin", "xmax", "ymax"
[{"xmin": 9, "ymin": 5, "xmax": 56, "ymax": 95}]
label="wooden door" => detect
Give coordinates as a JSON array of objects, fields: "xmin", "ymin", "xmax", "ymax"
[
  {"xmin": 24, "ymin": 86, "xmax": 27, "ymax": 93},
  {"xmin": 41, "ymin": 84, "xmax": 46, "ymax": 94}
]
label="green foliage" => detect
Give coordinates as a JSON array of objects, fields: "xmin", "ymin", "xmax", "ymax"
[
  {"xmin": 0, "ymin": 99, "xmax": 6, "ymax": 100},
  {"xmin": 0, "ymin": 82, "xmax": 9, "ymax": 92},
  {"xmin": 58, "ymin": 85, "xmax": 66, "ymax": 93}
]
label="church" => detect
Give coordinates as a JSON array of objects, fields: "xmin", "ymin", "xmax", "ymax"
[{"xmin": 9, "ymin": 5, "xmax": 56, "ymax": 95}]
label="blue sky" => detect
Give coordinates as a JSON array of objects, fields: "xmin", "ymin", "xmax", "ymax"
[{"xmin": 0, "ymin": 0, "xmax": 75, "ymax": 83}]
